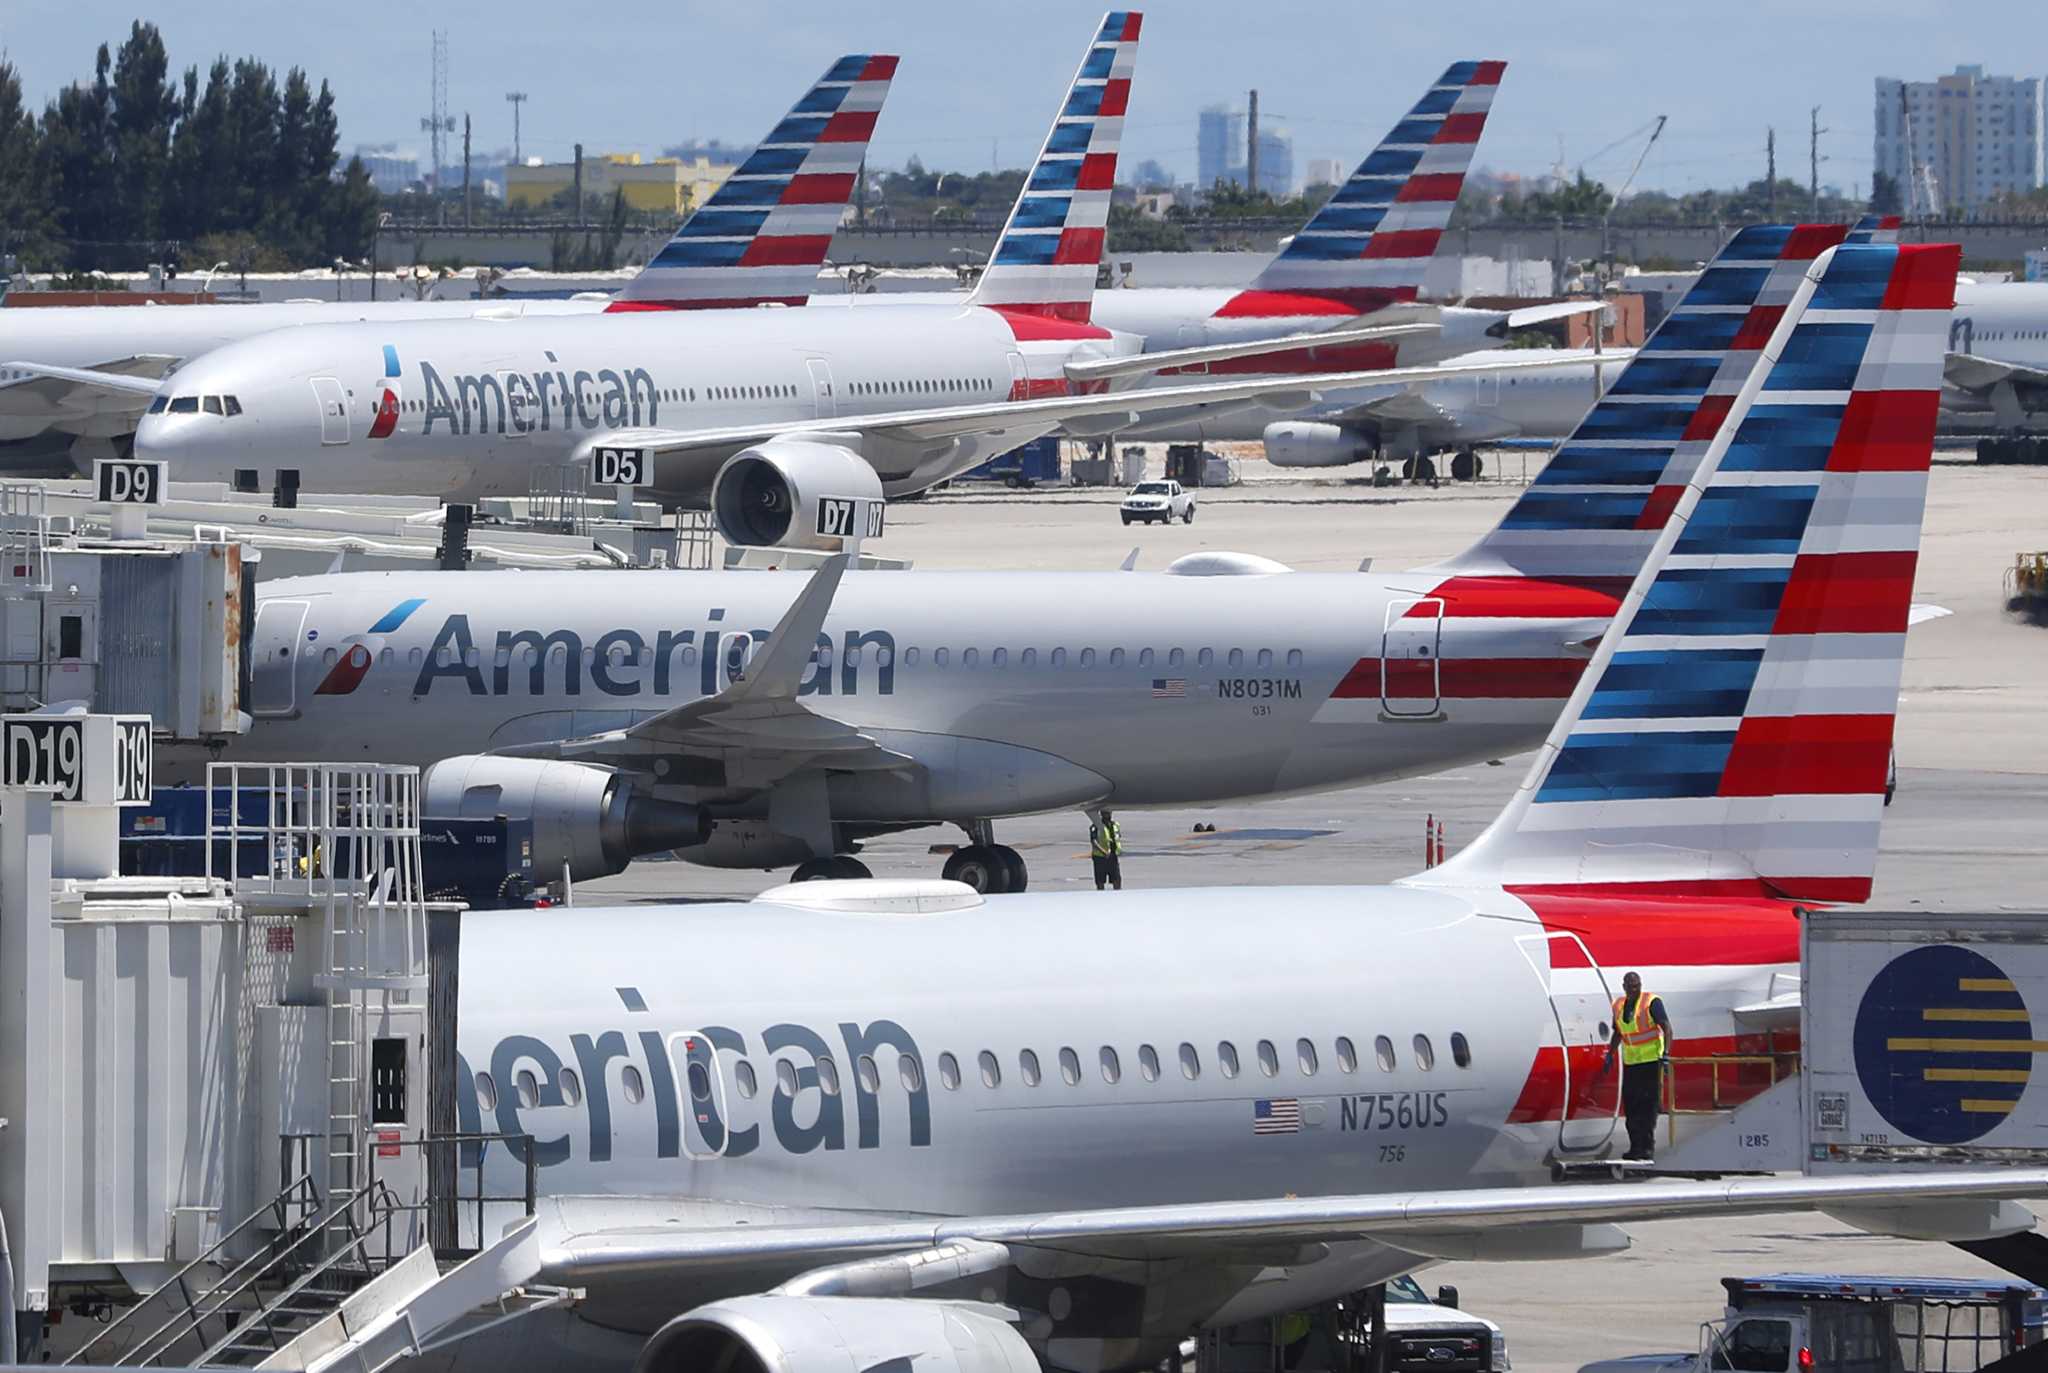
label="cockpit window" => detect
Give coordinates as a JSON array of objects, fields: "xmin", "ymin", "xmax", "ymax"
[
  {"xmin": 147, "ymin": 395, "xmax": 169, "ymax": 414},
  {"xmin": 168, "ymin": 396, "xmax": 199, "ymax": 414},
  {"xmin": 202, "ymin": 395, "xmax": 223, "ymax": 415},
  {"xmin": 223, "ymin": 396, "xmax": 242, "ymax": 416}
]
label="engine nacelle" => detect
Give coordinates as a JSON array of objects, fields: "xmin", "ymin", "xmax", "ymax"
[
  {"xmin": 422, "ymin": 756, "xmax": 708, "ymax": 881},
  {"xmin": 636, "ymin": 1296, "xmax": 1038, "ymax": 1373},
  {"xmin": 713, "ymin": 439, "xmax": 883, "ymax": 549},
  {"xmin": 1262, "ymin": 420, "xmax": 1374, "ymax": 468}
]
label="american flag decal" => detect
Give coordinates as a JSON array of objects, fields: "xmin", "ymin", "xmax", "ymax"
[
  {"xmin": 1152, "ymin": 678, "xmax": 1187, "ymax": 699},
  {"xmin": 1253, "ymin": 1098, "xmax": 1302, "ymax": 1135}
]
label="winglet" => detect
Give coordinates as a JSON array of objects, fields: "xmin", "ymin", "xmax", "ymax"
[
  {"xmin": 965, "ymin": 12, "xmax": 1139, "ymax": 325},
  {"xmin": 1411, "ymin": 241, "xmax": 1958, "ymax": 904},
  {"xmin": 1119, "ymin": 547, "xmax": 1139, "ymax": 571},
  {"xmin": 724, "ymin": 555, "xmax": 850, "ymax": 704},
  {"xmin": 609, "ymin": 56, "xmax": 898, "ymax": 312}
]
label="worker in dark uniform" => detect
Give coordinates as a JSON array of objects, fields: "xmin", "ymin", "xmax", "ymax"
[
  {"xmin": 1090, "ymin": 810, "xmax": 1123, "ymax": 890},
  {"xmin": 1597, "ymin": 971, "xmax": 1672, "ymax": 1161}
]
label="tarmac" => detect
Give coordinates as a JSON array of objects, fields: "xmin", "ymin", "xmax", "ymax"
[{"xmin": 575, "ymin": 446, "xmax": 2048, "ymax": 1373}]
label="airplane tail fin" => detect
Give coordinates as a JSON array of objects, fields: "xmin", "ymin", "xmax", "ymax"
[
  {"xmin": 608, "ymin": 55, "xmax": 898, "ymax": 312},
  {"xmin": 1848, "ymin": 213, "xmax": 1903, "ymax": 243},
  {"xmin": 1223, "ymin": 61, "xmax": 1503, "ymax": 318},
  {"xmin": 1411, "ymin": 240, "xmax": 1959, "ymax": 904},
  {"xmin": 1429, "ymin": 223, "xmax": 1850, "ymax": 588},
  {"xmin": 964, "ymin": 11, "xmax": 1139, "ymax": 324}
]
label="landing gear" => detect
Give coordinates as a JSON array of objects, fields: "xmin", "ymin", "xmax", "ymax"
[
  {"xmin": 1449, "ymin": 448, "xmax": 1483, "ymax": 481},
  {"xmin": 943, "ymin": 843, "xmax": 1026, "ymax": 894},
  {"xmin": 1401, "ymin": 455, "xmax": 1437, "ymax": 485},
  {"xmin": 791, "ymin": 855, "xmax": 872, "ymax": 882}
]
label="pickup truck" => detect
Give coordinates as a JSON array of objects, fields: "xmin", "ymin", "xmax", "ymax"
[
  {"xmin": 1120, "ymin": 479, "xmax": 1195, "ymax": 525},
  {"xmin": 1579, "ymin": 1274, "xmax": 2046, "ymax": 1373}
]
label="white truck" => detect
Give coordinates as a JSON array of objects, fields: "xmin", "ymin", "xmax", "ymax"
[
  {"xmin": 1120, "ymin": 479, "xmax": 1195, "ymax": 525},
  {"xmin": 1578, "ymin": 1273, "xmax": 2047, "ymax": 1373}
]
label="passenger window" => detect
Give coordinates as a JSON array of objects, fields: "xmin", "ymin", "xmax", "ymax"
[
  {"xmin": 1059, "ymin": 1047, "xmax": 1081, "ymax": 1085},
  {"xmin": 1297, "ymin": 1038, "xmax": 1319, "ymax": 1075},
  {"xmin": 992, "ymin": 647, "xmax": 1007, "ymax": 667},
  {"xmin": 1051, "ymin": 648, "xmax": 1067, "ymax": 667},
  {"xmin": 1020, "ymin": 1048, "xmax": 1042, "ymax": 1086},
  {"xmin": 1256, "ymin": 1040, "xmax": 1279, "ymax": 1077},
  {"xmin": 934, "ymin": 648, "xmax": 949, "ymax": 667},
  {"xmin": 735, "ymin": 1061, "xmax": 759, "ymax": 1098},
  {"xmin": 962, "ymin": 648, "xmax": 978, "ymax": 667},
  {"xmin": 1451, "ymin": 1032, "xmax": 1472, "ymax": 1068},
  {"xmin": 1336, "ymin": 1036, "xmax": 1358, "ymax": 1073},
  {"xmin": 623, "ymin": 1064, "xmax": 647, "ymax": 1104},
  {"xmin": 1099, "ymin": 1046, "xmax": 1121, "ymax": 1083},
  {"xmin": 474, "ymin": 1071, "xmax": 498, "ymax": 1111},
  {"xmin": 1375, "ymin": 1036, "xmax": 1397, "ymax": 1072},
  {"xmin": 1079, "ymin": 647, "xmax": 1096, "ymax": 667},
  {"xmin": 1198, "ymin": 648, "xmax": 1214, "ymax": 667},
  {"xmin": 904, "ymin": 647, "xmax": 920, "ymax": 666},
  {"xmin": 687, "ymin": 1059, "xmax": 712, "ymax": 1101},
  {"xmin": 1228, "ymin": 648, "xmax": 1243, "ymax": 668},
  {"xmin": 1139, "ymin": 648, "xmax": 1154, "ymax": 666},
  {"xmin": 856, "ymin": 1054, "xmax": 881, "ymax": 1094},
  {"xmin": 515, "ymin": 1069, "xmax": 539, "ymax": 1109},
  {"xmin": 817, "ymin": 1055, "xmax": 842, "ymax": 1095},
  {"xmin": 1021, "ymin": 647, "xmax": 1037, "ymax": 666},
  {"xmin": 1179, "ymin": 1042, "xmax": 1201, "ymax": 1079},
  {"xmin": 1138, "ymin": 1044, "xmax": 1160, "ymax": 1081},
  {"xmin": 1168, "ymin": 648, "xmax": 1185, "ymax": 667},
  {"xmin": 1287, "ymin": 649, "xmax": 1303, "ymax": 669},
  {"xmin": 1109, "ymin": 647, "xmax": 1125, "ymax": 667},
  {"xmin": 203, "ymin": 395, "xmax": 223, "ymax": 415},
  {"xmin": 1413, "ymin": 1035, "xmax": 1436, "ymax": 1071},
  {"xmin": 897, "ymin": 1055, "xmax": 923, "ymax": 1093},
  {"xmin": 938, "ymin": 1053, "xmax": 961, "ymax": 1090},
  {"xmin": 1218, "ymin": 1041, "xmax": 1239, "ymax": 1077},
  {"xmin": 775, "ymin": 1059, "xmax": 798, "ymax": 1097},
  {"xmin": 1257, "ymin": 649, "xmax": 1273, "ymax": 669},
  {"xmin": 978, "ymin": 1050, "xmax": 1001, "ymax": 1088}
]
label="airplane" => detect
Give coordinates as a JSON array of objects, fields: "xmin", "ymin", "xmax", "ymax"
[
  {"xmin": 1941, "ymin": 280, "xmax": 2048, "ymax": 442},
  {"xmin": 0, "ymin": 54, "xmax": 903, "ymax": 467},
  {"xmin": 189, "ymin": 223, "xmax": 1855, "ymax": 892},
  {"xmin": 120, "ymin": 18, "xmax": 1596, "ymax": 541},
  {"xmin": 412, "ymin": 237, "xmax": 2016, "ymax": 1373}
]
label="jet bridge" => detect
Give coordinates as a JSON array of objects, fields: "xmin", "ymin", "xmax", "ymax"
[{"xmin": 0, "ymin": 718, "xmax": 553, "ymax": 1370}]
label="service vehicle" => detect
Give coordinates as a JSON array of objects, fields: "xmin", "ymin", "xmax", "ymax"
[
  {"xmin": 1577, "ymin": 1275, "xmax": 2047, "ymax": 1373},
  {"xmin": 1121, "ymin": 478, "xmax": 1195, "ymax": 525}
]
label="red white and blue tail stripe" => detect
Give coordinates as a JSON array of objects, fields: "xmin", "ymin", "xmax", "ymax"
[
  {"xmin": 608, "ymin": 55, "xmax": 897, "ymax": 312},
  {"xmin": 1847, "ymin": 214, "xmax": 1902, "ymax": 244},
  {"xmin": 1414, "ymin": 240, "xmax": 1958, "ymax": 904},
  {"xmin": 965, "ymin": 11, "xmax": 1139, "ymax": 324},
  {"xmin": 1434, "ymin": 223, "xmax": 1849, "ymax": 586},
  {"xmin": 1222, "ymin": 61, "xmax": 1503, "ymax": 319}
]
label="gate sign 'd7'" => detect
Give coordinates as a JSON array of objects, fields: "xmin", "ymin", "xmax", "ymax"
[{"xmin": 816, "ymin": 497, "xmax": 884, "ymax": 542}]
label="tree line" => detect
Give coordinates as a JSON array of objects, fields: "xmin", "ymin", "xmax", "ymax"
[{"xmin": 0, "ymin": 22, "xmax": 379, "ymax": 273}]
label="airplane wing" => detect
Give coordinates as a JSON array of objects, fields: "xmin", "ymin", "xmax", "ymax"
[
  {"xmin": 1063, "ymin": 320, "xmax": 1437, "ymax": 386},
  {"xmin": 491, "ymin": 555, "xmax": 914, "ymax": 789},
  {"xmin": 537, "ymin": 1168, "xmax": 2048, "ymax": 1280},
  {"xmin": 1503, "ymin": 300, "xmax": 1610, "ymax": 330},
  {"xmin": 587, "ymin": 353, "xmax": 1613, "ymax": 501},
  {"xmin": 1945, "ymin": 351, "xmax": 2048, "ymax": 395},
  {"xmin": 0, "ymin": 357, "xmax": 175, "ymax": 416}
]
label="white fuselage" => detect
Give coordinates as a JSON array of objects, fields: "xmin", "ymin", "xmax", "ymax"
[
  {"xmin": 206, "ymin": 566, "xmax": 1608, "ymax": 858},
  {"xmin": 133, "ymin": 304, "xmax": 1133, "ymax": 500},
  {"xmin": 1944, "ymin": 280, "xmax": 2048, "ymax": 423}
]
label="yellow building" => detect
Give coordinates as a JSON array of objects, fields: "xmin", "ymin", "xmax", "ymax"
[{"xmin": 505, "ymin": 152, "xmax": 735, "ymax": 216}]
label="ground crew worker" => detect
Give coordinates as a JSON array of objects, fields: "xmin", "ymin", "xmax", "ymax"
[
  {"xmin": 1090, "ymin": 810, "xmax": 1123, "ymax": 890},
  {"xmin": 1597, "ymin": 970, "xmax": 1672, "ymax": 1161}
]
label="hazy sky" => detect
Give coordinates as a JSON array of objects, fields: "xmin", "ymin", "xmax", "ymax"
[{"xmin": 3, "ymin": 0, "xmax": 2036, "ymax": 196}]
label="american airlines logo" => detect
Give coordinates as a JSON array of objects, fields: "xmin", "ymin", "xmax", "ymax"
[{"xmin": 416, "ymin": 360, "xmax": 662, "ymax": 437}]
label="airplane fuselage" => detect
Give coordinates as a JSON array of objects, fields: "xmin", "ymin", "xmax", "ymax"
[
  {"xmin": 1943, "ymin": 280, "xmax": 2048, "ymax": 427},
  {"xmin": 209, "ymin": 565, "xmax": 1610, "ymax": 860}
]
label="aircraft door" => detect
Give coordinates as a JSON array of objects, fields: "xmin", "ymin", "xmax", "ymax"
[
  {"xmin": 1380, "ymin": 596, "xmax": 1443, "ymax": 719},
  {"xmin": 1474, "ymin": 373, "xmax": 1499, "ymax": 409},
  {"xmin": 249, "ymin": 599, "xmax": 310, "ymax": 716},
  {"xmin": 311, "ymin": 377, "xmax": 350, "ymax": 445},
  {"xmin": 806, "ymin": 358, "xmax": 837, "ymax": 418},
  {"xmin": 1513, "ymin": 931, "xmax": 1620, "ymax": 1156},
  {"xmin": 1006, "ymin": 351, "xmax": 1028, "ymax": 401},
  {"xmin": 671, "ymin": 1030, "xmax": 731, "ymax": 1160}
]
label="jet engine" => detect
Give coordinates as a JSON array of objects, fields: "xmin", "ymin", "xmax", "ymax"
[
  {"xmin": 422, "ymin": 756, "xmax": 708, "ymax": 881},
  {"xmin": 635, "ymin": 1296, "xmax": 1038, "ymax": 1373},
  {"xmin": 712, "ymin": 439, "xmax": 884, "ymax": 549},
  {"xmin": 1262, "ymin": 421, "xmax": 1374, "ymax": 468}
]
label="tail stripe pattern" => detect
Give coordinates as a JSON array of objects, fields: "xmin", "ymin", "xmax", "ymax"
[{"xmin": 608, "ymin": 55, "xmax": 897, "ymax": 311}]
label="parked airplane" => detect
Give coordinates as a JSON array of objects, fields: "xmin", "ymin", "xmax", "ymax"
[
  {"xmin": 421, "ymin": 238, "xmax": 2012, "ymax": 1373},
  {"xmin": 198, "ymin": 224, "xmax": 1851, "ymax": 891},
  {"xmin": 118, "ymin": 18, "xmax": 1588, "ymax": 542},
  {"xmin": 1942, "ymin": 280, "xmax": 2048, "ymax": 436},
  {"xmin": 0, "ymin": 54, "xmax": 901, "ymax": 466}
]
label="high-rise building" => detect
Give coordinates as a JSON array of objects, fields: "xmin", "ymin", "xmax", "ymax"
[
  {"xmin": 1875, "ymin": 65, "xmax": 2045, "ymax": 213},
  {"xmin": 1253, "ymin": 127, "xmax": 1293, "ymax": 197},
  {"xmin": 1305, "ymin": 157, "xmax": 1343, "ymax": 189},
  {"xmin": 353, "ymin": 144, "xmax": 422, "ymax": 195},
  {"xmin": 1197, "ymin": 105, "xmax": 1242, "ymax": 190}
]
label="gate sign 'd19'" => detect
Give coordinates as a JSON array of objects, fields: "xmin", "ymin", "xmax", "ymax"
[
  {"xmin": 0, "ymin": 714, "xmax": 155, "ymax": 804},
  {"xmin": 3, "ymin": 718, "xmax": 85, "ymax": 800}
]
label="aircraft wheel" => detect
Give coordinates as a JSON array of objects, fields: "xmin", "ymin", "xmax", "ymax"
[
  {"xmin": 1402, "ymin": 456, "xmax": 1437, "ymax": 483},
  {"xmin": 791, "ymin": 858, "xmax": 839, "ymax": 882},
  {"xmin": 943, "ymin": 845, "xmax": 1010, "ymax": 893},
  {"xmin": 828, "ymin": 855, "xmax": 872, "ymax": 879},
  {"xmin": 1450, "ymin": 449, "xmax": 1482, "ymax": 481},
  {"xmin": 993, "ymin": 844, "xmax": 1028, "ymax": 892}
]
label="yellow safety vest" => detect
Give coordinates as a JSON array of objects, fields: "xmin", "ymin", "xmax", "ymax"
[
  {"xmin": 1092, "ymin": 821, "xmax": 1121, "ymax": 857},
  {"xmin": 1613, "ymin": 992, "xmax": 1666, "ymax": 1066}
]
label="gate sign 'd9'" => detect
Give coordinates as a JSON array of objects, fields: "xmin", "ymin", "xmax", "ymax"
[
  {"xmin": 94, "ymin": 458, "xmax": 167, "ymax": 505},
  {"xmin": 592, "ymin": 447, "xmax": 648, "ymax": 487},
  {"xmin": 816, "ymin": 497, "xmax": 885, "ymax": 541}
]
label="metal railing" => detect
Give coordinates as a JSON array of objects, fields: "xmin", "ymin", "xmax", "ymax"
[{"xmin": 368, "ymin": 1132, "xmax": 538, "ymax": 1260}]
